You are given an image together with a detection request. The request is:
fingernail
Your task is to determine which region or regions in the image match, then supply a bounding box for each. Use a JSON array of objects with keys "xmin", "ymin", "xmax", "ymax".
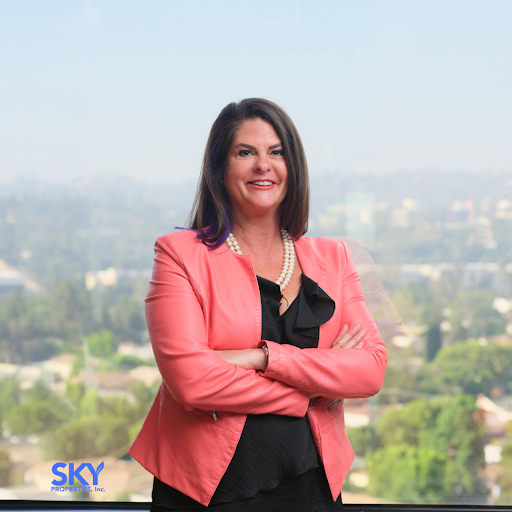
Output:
[{"xmin": 355, "ymin": 324, "xmax": 360, "ymax": 330}]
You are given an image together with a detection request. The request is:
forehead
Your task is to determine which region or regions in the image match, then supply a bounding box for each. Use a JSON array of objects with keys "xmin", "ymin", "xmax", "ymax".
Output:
[{"xmin": 232, "ymin": 118, "xmax": 281, "ymax": 145}]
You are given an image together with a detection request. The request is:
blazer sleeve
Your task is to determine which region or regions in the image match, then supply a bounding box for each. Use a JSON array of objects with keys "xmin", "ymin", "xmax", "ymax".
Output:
[
  {"xmin": 260, "ymin": 241, "xmax": 387, "ymax": 399},
  {"xmin": 145, "ymin": 235, "xmax": 310, "ymax": 417}
]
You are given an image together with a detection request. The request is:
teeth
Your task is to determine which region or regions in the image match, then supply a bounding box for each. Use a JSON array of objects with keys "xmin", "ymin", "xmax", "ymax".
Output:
[{"xmin": 252, "ymin": 181, "xmax": 273, "ymax": 186}]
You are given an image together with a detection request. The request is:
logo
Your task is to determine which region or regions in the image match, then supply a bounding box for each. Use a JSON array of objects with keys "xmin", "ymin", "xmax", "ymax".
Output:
[{"xmin": 51, "ymin": 461, "xmax": 105, "ymax": 493}]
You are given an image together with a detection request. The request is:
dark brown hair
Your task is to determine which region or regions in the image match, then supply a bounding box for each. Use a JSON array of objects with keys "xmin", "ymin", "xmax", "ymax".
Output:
[{"xmin": 188, "ymin": 98, "xmax": 309, "ymax": 247}]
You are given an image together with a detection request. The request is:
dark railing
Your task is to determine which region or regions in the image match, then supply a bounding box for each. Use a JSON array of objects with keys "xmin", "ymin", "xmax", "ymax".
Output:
[{"xmin": 0, "ymin": 502, "xmax": 511, "ymax": 512}]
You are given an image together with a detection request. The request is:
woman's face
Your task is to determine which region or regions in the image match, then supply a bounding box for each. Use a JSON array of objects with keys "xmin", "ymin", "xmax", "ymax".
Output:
[{"xmin": 224, "ymin": 118, "xmax": 288, "ymax": 223}]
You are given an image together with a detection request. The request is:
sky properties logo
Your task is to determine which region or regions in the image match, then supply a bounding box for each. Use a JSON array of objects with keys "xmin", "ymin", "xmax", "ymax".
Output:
[{"xmin": 51, "ymin": 461, "xmax": 105, "ymax": 493}]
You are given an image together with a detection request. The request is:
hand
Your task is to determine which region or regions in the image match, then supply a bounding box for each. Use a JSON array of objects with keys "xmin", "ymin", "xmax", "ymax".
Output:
[
  {"xmin": 215, "ymin": 349, "xmax": 266, "ymax": 371},
  {"xmin": 308, "ymin": 326, "xmax": 364, "ymax": 400},
  {"xmin": 331, "ymin": 324, "xmax": 365, "ymax": 349}
]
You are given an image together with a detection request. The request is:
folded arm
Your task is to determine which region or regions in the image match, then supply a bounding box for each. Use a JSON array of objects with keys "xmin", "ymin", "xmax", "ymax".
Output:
[
  {"xmin": 146, "ymin": 235, "xmax": 310, "ymax": 417},
  {"xmin": 260, "ymin": 242, "xmax": 387, "ymax": 399}
]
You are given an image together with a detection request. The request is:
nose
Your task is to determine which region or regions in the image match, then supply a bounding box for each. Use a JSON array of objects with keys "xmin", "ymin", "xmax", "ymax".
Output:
[{"xmin": 254, "ymin": 154, "xmax": 271, "ymax": 173}]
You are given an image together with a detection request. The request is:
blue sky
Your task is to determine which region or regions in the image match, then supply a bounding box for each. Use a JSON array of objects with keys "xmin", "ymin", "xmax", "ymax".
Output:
[{"xmin": 0, "ymin": 0, "xmax": 511, "ymax": 184}]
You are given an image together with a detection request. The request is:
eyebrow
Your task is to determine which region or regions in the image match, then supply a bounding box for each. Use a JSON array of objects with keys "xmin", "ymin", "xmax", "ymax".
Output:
[{"xmin": 235, "ymin": 143, "xmax": 283, "ymax": 150}]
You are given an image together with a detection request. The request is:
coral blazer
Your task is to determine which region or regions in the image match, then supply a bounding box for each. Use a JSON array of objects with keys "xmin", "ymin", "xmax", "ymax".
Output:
[{"xmin": 129, "ymin": 231, "xmax": 386, "ymax": 506}]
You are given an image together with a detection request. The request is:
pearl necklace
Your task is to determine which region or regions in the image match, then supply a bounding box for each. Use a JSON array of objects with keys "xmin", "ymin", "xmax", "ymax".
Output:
[{"xmin": 225, "ymin": 229, "xmax": 295, "ymax": 291}]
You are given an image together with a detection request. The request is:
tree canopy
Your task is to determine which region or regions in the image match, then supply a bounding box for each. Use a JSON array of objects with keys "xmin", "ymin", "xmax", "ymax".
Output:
[{"xmin": 367, "ymin": 395, "xmax": 485, "ymax": 502}]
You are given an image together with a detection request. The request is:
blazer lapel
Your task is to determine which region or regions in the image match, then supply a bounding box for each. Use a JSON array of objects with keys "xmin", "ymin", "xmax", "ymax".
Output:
[
  {"xmin": 294, "ymin": 238, "xmax": 333, "ymax": 349},
  {"xmin": 294, "ymin": 238, "xmax": 326, "ymax": 288}
]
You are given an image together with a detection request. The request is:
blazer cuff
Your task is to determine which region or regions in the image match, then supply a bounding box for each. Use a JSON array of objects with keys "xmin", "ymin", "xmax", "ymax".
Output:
[
  {"xmin": 258, "ymin": 340, "xmax": 280, "ymax": 379},
  {"xmin": 258, "ymin": 340, "xmax": 309, "ymax": 417}
]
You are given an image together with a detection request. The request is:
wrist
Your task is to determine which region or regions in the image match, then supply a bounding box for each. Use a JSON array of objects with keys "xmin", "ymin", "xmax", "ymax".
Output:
[{"xmin": 259, "ymin": 345, "xmax": 269, "ymax": 372}]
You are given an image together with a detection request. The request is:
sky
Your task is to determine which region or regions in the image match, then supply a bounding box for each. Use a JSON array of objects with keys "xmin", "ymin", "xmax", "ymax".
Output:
[{"xmin": 0, "ymin": 0, "xmax": 511, "ymax": 184}]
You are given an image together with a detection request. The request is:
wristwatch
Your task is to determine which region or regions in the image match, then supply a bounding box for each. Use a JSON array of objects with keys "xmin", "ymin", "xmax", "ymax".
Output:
[{"xmin": 261, "ymin": 344, "xmax": 269, "ymax": 372}]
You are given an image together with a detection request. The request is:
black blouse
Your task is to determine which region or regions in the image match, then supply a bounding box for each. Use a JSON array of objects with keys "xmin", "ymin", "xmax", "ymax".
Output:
[{"xmin": 152, "ymin": 274, "xmax": 336, "ymax": 510}]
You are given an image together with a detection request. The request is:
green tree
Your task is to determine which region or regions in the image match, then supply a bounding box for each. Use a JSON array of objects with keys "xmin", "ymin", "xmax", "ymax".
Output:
[
  {"xmin": 376, "ymin": 399, "xmax": 441, "ymax": 448},
  {"xmin": 429, "ymin": 395, "xmax": 485, "ymax": 496},
  {"xmin": 64, "ymin": 382, "xmax": 86, "ymax": 409},
  {"xmin": 370, "ymin": 395, "xmax": 485, "ymax": 501},
  {"xmin": 111, "ymin": 295, "xmax": 146, "ymax": 341},
  {"xmin": 100, "ymin": 292, "xmax": 111, "ymax": 330},
  {"xmin": 3, "ymin": 289, "xmax": 29, "ymax": 342},
  {"xmin": 7, "ymin": 398, "xmax": 71, "ymax": 435},
  {"xmin": 70, "ymin": 351, "xmax": 85, "ymax": 377},
  {"xmin": 21, "ymin": 338, "xmax": 59, "ymax": 362},
  {"xmin": 449, "ymin": 290, "xmax": 506, "ymax": 342},
  {"xmin": 502, "ymin": 433, "xmax": 512, "ymax": 463},
  {"xmin": 388, "ymin": 286, "xmax": 426, "ymax": 326},
  {"xmin": 79, "ymin": 389, "xmax": 100, "ymax": 417},
  {"xmin": 78, "ymin": 388, "xmax": 145, "ymax": 425},
  {"xmin": 0, "ymin": 447, "xmax": 13, "ymax": 486},
  {"xmin": 97, "ymin": 395, "xmax": 140, "ymax": 425},
  {"xmin": 100, "ymin": 353, "xmax": 147, "ymax": 372},
  {"xmin": 54, "ymin": 416, "xmax": 130, "ymax": 460},
  {"xmin": 379, "ymin": 352, "xmax": 420, "ymax": 404},
  {"xmin": 418, "ymin": 342, "xmax": 512, "ymax": 396},
  {"xmin": 346, "ymin": 425, "xmax": 380, "ymax": 457},
  {"xmin": 368, "ymin": 446, "xmax": 446, "ymax": 503},
  {"xmin": 49, "ymin": 280, "xmax": 89, "ymax": 337},
  {"xmin": 84, "ymin": 330, "xmax": 118, "ymax": 358},
  {"xmin": 426, "ymin": 323, "xmax": 442, "ymax": 362},
  {"xmin": 498, "ymin": 431, "xmax": 512, "ymax": 504},
  {"xmin": 25, "ymin": 379, "xmax": 52, "ymax": 401},
  {"xmin": 5, "ymin": 380, "xmax": 74, "ymax": 435},
  {"xmin": 0, "ymin": 378, "xmax": 20, "ymax": 422},
  {"xmin": 129, "ymin": 419, "xmax": 144, "ymax": 444},
  {"xmin": 128, "ymin": 381, "xmax": 159, "ymax": 419}
]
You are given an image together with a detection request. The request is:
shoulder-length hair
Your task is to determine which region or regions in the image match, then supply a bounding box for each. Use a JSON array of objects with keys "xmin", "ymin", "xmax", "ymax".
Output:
[{"xmin": 188, "ymin": 98, "xmax": 309, "ymax": 247}]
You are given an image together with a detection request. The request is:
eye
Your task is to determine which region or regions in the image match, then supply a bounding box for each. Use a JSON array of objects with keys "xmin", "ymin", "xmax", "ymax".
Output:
[
  {"xmin": 271, "ymin": 149, "xmax": 284, "ymax": 156},
  {"xmin": 238, "ymin": 149, "xmax": 252, "ymax": 157}
]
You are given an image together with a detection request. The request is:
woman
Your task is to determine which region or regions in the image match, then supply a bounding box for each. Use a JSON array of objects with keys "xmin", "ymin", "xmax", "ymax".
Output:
[{"xmin": 129, "ymin": 98, "xmax": 387, "ymax": 511}]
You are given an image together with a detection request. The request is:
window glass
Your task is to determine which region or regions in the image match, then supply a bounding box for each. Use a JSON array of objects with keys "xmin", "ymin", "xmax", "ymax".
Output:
[{"xmin": 0, "ymin": 0, "xmax": 511, "ymax": 505}]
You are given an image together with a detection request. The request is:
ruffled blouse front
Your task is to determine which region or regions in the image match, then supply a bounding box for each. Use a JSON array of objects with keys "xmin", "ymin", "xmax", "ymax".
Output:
[{"xmin": 152, "ymin": 273, "xmax": 335, "ymax": 509}]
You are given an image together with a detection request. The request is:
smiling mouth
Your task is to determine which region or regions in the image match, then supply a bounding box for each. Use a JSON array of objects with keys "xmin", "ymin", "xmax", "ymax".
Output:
[{"xmin": 249, "ymin": 181, "xmax": 275, "ymax": 186}]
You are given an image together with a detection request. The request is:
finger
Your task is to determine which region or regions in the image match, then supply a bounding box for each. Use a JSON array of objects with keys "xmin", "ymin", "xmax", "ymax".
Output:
[
  {"xmin": 347, "ymin": 330, "xmax": 366, "ymax": 345},
  {"xmin": 333, "ymin": 327, "xmax": 366, "ymax": 349},
  {"xmin": 331, "ymin": 325, "xmax": 348, "ymax": 347},
  {"xmin": 334, "ymin": 324, "xmax": 361, "ymax": 347},
  {"xmin": 336, "ymin": 324, "xmax": 348, "ymax": 340},
  {"xmin": 343, "ymin": 331, "xmax": 366, "ymax": 349},
  {"xmin": 333, "ymin": 324, "xmax": 358, "ymax": 345}
]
